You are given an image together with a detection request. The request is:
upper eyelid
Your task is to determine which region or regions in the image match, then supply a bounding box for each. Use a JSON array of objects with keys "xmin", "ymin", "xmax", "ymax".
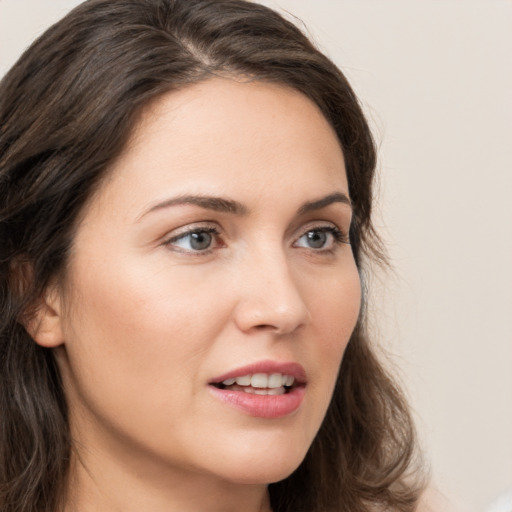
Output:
[
  {"xmin": 161, "ymin": 222, "xmax": 223, "ymax": 250},
  {"xmin": 169, "ymin": 227, "xmax": 218, "ymax": 242},
  {"xmin": 165, "ymin": 220, "xmax": 342, "ymax": 237},
  {"xmin": 164, "ymin": 221, "xmax": 221, "ymax": 239},
  {"xmin": 292, "ymin": 219, "xmax": 344, "ymax": 236}
]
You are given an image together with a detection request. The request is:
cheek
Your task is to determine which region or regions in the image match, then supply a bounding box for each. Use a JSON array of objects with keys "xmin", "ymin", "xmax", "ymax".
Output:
[
  {"xmin": 312, "ymin": 262, "xmax": 361, "ymax": 345},
  {"xmin": 303, "ymin": 262, "xmax": 361, "ymax": 405},
  {"xmin": 323, "ymin": 270, "xmax": 360, "ymax": 370},
  {"xmin": 58, "ymin": 256, "xmax": 229, "ymax": 409},
  {"xmin": 65, "ymin": 246, "xmax": 225, "ymax": 337},
  {"xmin": 57, "ymin": 260, "xmax": 239, "ymax": 460}
]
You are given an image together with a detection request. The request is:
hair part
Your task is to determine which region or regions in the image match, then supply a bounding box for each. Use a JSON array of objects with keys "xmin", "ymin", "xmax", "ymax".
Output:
[{"xmin": 0, "ymin": 1, "xmax": 425, "ymax": 511}]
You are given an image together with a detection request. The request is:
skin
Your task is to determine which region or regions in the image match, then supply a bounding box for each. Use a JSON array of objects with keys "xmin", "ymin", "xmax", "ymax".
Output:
[{"xmin": 32, "ymin": 78, "xmax": 361, "ymax": 512}]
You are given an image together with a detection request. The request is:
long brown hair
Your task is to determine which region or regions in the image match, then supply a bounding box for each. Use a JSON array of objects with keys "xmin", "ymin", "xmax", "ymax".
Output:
[{"xmin": 0, "ymin": 1, "xmax": 425, "ymax": 511}]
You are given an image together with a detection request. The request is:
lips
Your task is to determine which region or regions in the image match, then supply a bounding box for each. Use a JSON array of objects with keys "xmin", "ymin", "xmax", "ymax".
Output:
[{"xmin": 208, "ymin": 360, "xmax": 307, "ymax": 418}]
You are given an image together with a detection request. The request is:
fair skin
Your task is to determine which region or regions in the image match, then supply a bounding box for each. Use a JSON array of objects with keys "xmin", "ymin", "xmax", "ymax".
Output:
[{"xmin": 31, "ymin": 78, "xmax": 361, "ymax": 512}]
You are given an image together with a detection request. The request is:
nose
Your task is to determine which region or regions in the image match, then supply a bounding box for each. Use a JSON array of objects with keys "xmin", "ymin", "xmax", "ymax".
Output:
[{"xmin": 232, "ymin": 249, "xmax": 310, "ymax": 336}]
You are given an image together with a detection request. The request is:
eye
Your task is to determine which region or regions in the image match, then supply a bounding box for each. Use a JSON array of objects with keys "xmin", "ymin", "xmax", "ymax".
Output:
[
  {"xmin": 164, "ymin": 227, "xmax": 221, "ymax": 253},
  {"xmin": 294, "ymin": 226, "xmax": 348, "ymax": 251}
]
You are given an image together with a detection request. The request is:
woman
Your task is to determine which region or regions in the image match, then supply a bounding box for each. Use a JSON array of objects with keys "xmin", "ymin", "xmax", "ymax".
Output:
[{"xmin": 0, "ymin": 1, "xmax": 425, "ymax": 511}]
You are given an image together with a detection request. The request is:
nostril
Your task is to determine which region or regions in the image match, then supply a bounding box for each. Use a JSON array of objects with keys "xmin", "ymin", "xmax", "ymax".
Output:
[{"xmin": 254, "ymin": 324, "xmax": 274, "ymax": 330}]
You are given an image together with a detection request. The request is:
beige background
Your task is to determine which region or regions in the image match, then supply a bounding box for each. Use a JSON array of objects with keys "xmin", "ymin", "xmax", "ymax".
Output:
[{"xmin": 1, "ymin": 1, "xmax": 511, "ymax": 511}]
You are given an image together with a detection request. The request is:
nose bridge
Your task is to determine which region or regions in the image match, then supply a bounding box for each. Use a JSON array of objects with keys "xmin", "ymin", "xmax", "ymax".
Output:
[{"xmin": 233, "ymin": 242, "xmax": 310, "ymax": 334}]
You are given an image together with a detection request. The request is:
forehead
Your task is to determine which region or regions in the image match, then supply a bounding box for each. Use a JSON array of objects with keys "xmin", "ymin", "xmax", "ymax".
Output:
[{"xmin": 84, "ymin": 77, "xmax": 348, "ymax": 219}]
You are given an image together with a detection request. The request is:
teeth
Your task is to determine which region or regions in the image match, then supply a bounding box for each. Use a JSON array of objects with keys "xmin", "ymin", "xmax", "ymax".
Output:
[
  {"xmin": 267, "ymin": 386, "xmax": 285, "ymax": 395},
  {"xmin": 222, "ymin": 373, "xmax": 295, "ymax": 388},
  {"xmin": 284, "ymin": 375, "xmax": 295, "ymax": 387},
  {"xmin": 268, "ymin": 373, "xmax": 283, "ymax": 388},
  {"xmin": 251, "ymin": 373, "xmax": 268, "ymax": 388},
  {"xmin": 235, "ymin": 375, "xmax": 251, "ymax": 386}
]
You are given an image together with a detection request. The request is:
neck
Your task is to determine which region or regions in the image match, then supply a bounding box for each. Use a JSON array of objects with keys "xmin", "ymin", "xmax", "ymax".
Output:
[{"xmin": 62, "ymin": 445, "xmax": 273, "ymax": 512}]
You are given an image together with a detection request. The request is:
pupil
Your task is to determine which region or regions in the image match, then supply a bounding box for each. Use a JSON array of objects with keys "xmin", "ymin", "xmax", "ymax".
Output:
[
  {"xmin": 307, "ymin": 230, "xmax": 326, "ymax": 248},
  {"xmin": 190, "ymin": 232, "xmax": 212, "ymax": 250}
]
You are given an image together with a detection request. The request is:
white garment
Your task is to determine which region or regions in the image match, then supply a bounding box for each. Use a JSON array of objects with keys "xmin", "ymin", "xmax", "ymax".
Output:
[{"xmin": 487, "ymin": 489, "xmax": 512, "ymax": 512}]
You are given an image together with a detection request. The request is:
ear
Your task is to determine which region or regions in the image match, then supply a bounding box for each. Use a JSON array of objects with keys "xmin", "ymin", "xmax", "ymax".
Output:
[
  {"xmin": 11, "ymin": 258, "xmax": 66, "ymax": 347},
  {"xmin": 24, "ymin": 285, "xmax": 66, "ymax": 348}
]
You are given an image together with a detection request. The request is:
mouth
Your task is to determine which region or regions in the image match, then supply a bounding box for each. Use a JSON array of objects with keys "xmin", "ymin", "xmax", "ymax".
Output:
[
  {"xmin": 208, "ymin": 361, "xmax": 307, "ymax": 418},
  {"xmin": 210, "ymin": 372, "xmax": 300, "ymax": 395}
]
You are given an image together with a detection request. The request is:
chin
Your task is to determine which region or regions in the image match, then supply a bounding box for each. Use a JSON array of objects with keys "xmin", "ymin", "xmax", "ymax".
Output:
[
  {"xmin": 205, "ymin": 439, "xmax": 310, "ymax": 486},
  {"xmin": 222, "ymin": 463, "xmax": 301, "ymax": 486}
]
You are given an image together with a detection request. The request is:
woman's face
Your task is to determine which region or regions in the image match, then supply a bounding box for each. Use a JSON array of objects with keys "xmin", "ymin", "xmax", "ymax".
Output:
[{"xmin": 51, "ymin": 78, "xmax": 361, "ymax": 486}]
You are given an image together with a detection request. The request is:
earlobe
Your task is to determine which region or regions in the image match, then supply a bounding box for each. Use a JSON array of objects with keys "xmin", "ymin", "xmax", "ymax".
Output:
[{"xmin": 22, "ymin": 286, "xmax": 66, "ymax": 348}]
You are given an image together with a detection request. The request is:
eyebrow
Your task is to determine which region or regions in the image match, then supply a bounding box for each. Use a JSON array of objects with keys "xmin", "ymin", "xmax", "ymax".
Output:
[
  {"xmin": 138, "ymin": 191, "xmax": 351, "ymax": 221},
  {"xmin": 139, "ymin": 195, "xmax": 248, "ymax": 220},
  {"xmin": 297, "ymin": 192, "xmax": 352, "ymax": 214}
]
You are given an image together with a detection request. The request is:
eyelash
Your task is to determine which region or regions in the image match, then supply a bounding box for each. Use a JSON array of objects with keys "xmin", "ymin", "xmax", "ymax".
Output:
[
  {"xmin": 294, "ymin": 225, "xmax": 350, "ymax": 251},
  {"xmin": 163, "ymin": 223, "xmax": 350, "ymax": 255}
]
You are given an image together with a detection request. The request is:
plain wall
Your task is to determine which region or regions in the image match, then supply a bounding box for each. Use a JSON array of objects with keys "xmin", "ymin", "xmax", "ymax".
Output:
[{"xmin": 1, "ymin": 1, "xmax": 511, "ymax": 511}]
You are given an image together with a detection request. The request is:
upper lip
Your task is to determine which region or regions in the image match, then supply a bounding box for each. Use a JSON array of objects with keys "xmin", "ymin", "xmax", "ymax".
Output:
[{"xmin": 209, "ymin": 360, "xmax": 307, "ymax": 385}]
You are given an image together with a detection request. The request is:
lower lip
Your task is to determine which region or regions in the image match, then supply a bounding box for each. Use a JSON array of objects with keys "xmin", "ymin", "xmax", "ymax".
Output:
[{"xmin": 209, "ymin": 386, "xmax": 306, "ymax": 418}]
